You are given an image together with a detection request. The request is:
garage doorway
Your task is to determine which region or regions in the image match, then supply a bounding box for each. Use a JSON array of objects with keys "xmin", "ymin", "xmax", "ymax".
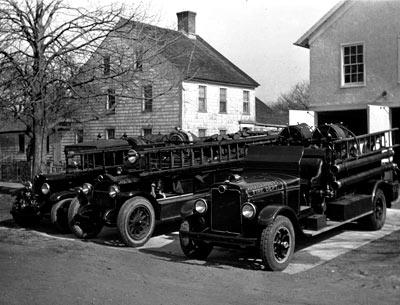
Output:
[
  {"xmin": 317, "ymin": 109, "xmax": 367, "ymax": 135},
  {"xmin": 391, "ymin": 107, "xmax": 400, "ymax": 164}
]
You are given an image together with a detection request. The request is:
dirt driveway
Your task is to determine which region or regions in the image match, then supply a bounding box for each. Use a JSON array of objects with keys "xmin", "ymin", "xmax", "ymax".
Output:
[{"xmin": 0, "ymin": 193, "xmax": 399, "ymax": 305}]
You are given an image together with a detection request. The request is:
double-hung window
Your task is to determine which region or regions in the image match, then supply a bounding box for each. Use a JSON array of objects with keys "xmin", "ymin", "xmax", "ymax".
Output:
[
  {"xmin": 106, "ymin": 88, "xmax": 116, "ymax": 111},
  {"xmin": 219, "ymin": 88, "xmax": 227, "ymax": 113},
  {"xmin": 342, "ymin": 43, "xmax": 365, "ymax": 86},
  {"xmin": 142, "ymin": 85, "xmax": 153, "ymax": 112},
  {"xmin": 106, "ymin": 128, "xmax": 115, "ymax": 139},
  {"xmin": 198, "ymin": 86, "xmax": 207, "ymax": 112},
  {"xmin": 243, "ymin": 90, "xmax": 250, "ymax": 114}
]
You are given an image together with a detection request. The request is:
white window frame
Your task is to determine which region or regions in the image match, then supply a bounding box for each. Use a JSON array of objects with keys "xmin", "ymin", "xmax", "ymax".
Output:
[
  {"xmin": 198, "ymin": 128, "xmax": 207, "ymax": 137},
  {"xmin": 106, "ymin": 88, "xmax": 116, "ymax": 110},
  {"xmin": 219, "ymin": 88, "xmax": 227, "ymax": 113},
  {"xmin": 105, "ymin": 128, "xmax": 115, "ymax": 140},
  {"xmin": 142, "ymin": 85, "xmax": 153, "ymax": 112},
  {"xmin": 243, "ymin": 90, "xmax": 250, "ymax": 115},
  {"xmin": 340, "ymin": 42, "xmax": 366, "ymax": 88},
  {"xmin": 198, "ymin": 85, "xmax": 207, "ymax": 112}
]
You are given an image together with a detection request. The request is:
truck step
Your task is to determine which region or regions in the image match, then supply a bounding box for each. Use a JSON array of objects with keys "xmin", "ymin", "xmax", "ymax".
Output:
[
  {"xmin": 326, "ymin": 194, "xmax": 372, "ymax": 221},
  {"xmin": 304, "ymin": 214, "xmax": 326, "ymax": 230}
]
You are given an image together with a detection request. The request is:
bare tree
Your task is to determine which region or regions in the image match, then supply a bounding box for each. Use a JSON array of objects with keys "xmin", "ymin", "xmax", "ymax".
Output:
[
  {"xmin": 0, "ymin": 0, "xmax": 183, "ymax": 176},
  {"xmin": 271, "ymin": 81, "xmax": 310, "ymax": 112}
]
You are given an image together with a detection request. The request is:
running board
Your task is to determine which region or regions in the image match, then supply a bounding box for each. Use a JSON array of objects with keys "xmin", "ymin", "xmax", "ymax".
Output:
[{"xmin": 302, "ymin": 210, "xmax": 373, "ymax": 237}]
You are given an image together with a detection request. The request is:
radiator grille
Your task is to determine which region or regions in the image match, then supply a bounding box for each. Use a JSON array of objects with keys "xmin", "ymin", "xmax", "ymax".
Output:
[{"xmin": 211, "ymin": 187, "xmax": 241, "ymax": 233}]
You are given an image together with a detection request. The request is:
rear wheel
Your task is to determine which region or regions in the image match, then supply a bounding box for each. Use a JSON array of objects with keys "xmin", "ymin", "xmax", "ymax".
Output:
[
  {"xmin": 179, "ymin": 220, "xmax": 213, "ymax": 259},
  {"xmin": 117, "ymin": 197, "xmax": 155, "ymax": 247},
  {"xmin": 51, "ymin": 198, "xmax": 73, "ymax": 233},
  {"xmin": 361, "ymin": 189, "xmax": 386, "ymax": 230},
  {"xmin": 260, "ymin": 216, "xmax": 295, "ymax": 271},
  {"xmin": 68, "ymin": 198, "xmax": 103, "ymax": 239}
]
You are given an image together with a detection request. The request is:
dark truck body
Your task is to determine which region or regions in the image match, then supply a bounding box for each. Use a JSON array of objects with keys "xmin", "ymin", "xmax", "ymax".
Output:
[
  {"xmin": 10, "ymin": 139, "xmax": 132, "ymax": 230},
  {"xmin": 69, "ymin": 130, "xmax": 282, "ymax": 246},
  {"xmin": 179, "ymin": 126, "xmax": 400, "ymax": 271}
]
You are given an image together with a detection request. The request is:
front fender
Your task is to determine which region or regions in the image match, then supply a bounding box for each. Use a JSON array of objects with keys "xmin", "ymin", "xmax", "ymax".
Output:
[
  {"xmin": 258, "ymin": 205, "xmax": 299, "ymax": 232},
  {"xmin": 49, "ymin": 190, "xmax": 76, "ymax": 203}
]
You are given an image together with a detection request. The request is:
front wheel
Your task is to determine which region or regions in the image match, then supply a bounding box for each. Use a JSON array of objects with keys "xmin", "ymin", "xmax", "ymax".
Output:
[
  {"xmin": 68, "ymin": 198, "xmax": 103, "ymax": 239},
  {"xmin": 260, "ymin": 215, "xmax": 295, "ymax": 271},
  {"xmin": 117, "ymin": 197, "xmax": 155, "ymax": 247},
  {"xmin": 51, "ymin": 198, "xmax": 73, "ymax": 233},
  {"xmin": 179, "ymin": 220, "xmax": 213, "ymax": 259}
]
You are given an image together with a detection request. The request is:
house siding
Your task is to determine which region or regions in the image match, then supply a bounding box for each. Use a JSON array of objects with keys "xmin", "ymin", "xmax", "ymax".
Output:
[
  {"xmin": 309, "ymin": 0, "xmax": 400, "ymax": 110},
  {"xmin": 181, "ymin": 81, "xmax": 256, "ymax": 136}
]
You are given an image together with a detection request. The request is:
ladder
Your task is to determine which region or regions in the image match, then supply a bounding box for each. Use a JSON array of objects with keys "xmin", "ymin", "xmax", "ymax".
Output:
[{"xmin": 126, "ymin": 134, "xmax": 280, "ymax": 176}]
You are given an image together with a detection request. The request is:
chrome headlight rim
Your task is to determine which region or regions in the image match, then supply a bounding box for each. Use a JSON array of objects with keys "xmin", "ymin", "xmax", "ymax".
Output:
[
  {"xmin": 109, "ymin": 185, "xmax": 120, "ymax": 198},
  {"xmin": 81, "ymin": 183, "xmax": 93, "ymax": 195},
  {"xmin": 194, "ymin": 198, "xmax": 208, "ymax": 214},
  {"xmin": 241, "ymin": 202, "xmax": 256, "ymax": 219},
  {"xmin": 41, "ymin": 183, "xmax": 50, "ymax": 195},
  {"xmin": 127, "ymin": 149, "xmax": 139, "ymax": 164}
]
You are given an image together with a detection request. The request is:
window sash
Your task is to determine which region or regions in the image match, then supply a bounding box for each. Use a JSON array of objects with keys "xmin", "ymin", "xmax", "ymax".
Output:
[
  {"xmin": 106, "ymin": 129, "xmax": 115, "ymax": 139},
  {"xmin": 143, "ymin": 128, "xmax": 152, "ymax": 136},
  {"xmin": 342, "ymin": 43, "xmax": 365, "ymax": 85},
  {"xmin": 106, "ymin": 88, "xmax": 115, "ymax": 110},
  {"xmin": 219, "ymin": 88, "xmax": 227, "ymax": 113},
  {"xmin": 198, "ymin": 86, "xmax": 207, "ymax": 112},
  {"xmin": 198, "ymin": 129, "xmax": 206, "ymax": 137},
  {"xmin": 243, "ymin": 91, "xmax": 250, "ymax": 114},
  {"xmin": 143, "ymin": 85, "xmax": 153, "ymax": 112}
]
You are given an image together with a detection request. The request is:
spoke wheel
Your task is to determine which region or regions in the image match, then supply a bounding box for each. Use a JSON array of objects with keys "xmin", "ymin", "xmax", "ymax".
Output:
[
  {"xmin": 360, "ymin": 189, "xmax": 386, "ymax": 230},
  {"xmin": 117, "ymin": 197, "xmax": 155, "ymax": 247},
  {"xmin": 179, "ymin": 220, "xmax": 213, "ymax": 259},
  {"xmin": 68, "ymin": 197, "xmax": 103, "ymax": 239},
  {"xmin": 260, "ymin": 215, "xmax": 295, "ymax": 271}
]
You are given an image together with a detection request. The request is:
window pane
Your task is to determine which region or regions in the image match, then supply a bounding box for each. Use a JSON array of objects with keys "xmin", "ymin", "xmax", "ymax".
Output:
[
  {"xmin": 351, "ymin": 65, "xmax": 357, "ymax": 73},
  {"xmin": 358, "ymin": 64, "xmax": 364, "ymax": 73},
  {"xmin": 199, "ymin": 86, "xmax": 206, "ymax": 112},
  {"xmin": 345, "ymin": 75, "xmax": 351, "ymax": 83},
  {"xmin": 358, "ymin": 73, "xmax": 364, "ymax": 82},
  {"xmin": 345, "ymin": 66, "xmax": 351, "ymax": 73},
  {"xmin": 350, "ymin": 46, "xmax": 357, "ymax": 53},
  {"xmin": 344, "ymin": 56, "xmax": 350, "ymax": 64},
  {"xmin": 143, "ymin": 85, "xmax": 153, "ymax": 112},
  {"xmin": 351, "ymin": 74, "xmax": 357, "ymax": 82},
  {"xmin": 357, "ymin": 45, "xmax": 363, "ymax": 53},
  {"xmin": 357, "ymin": 54, "xmax": 363, "ymax": 63},
  {"xmin": 344, "ymin": 46, "xmax": 350, "ymax": 55}
]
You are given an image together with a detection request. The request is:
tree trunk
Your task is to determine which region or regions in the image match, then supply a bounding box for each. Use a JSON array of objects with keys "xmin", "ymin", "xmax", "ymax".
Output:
[{"xmin": 32, "ymin": 123, "xmax": 45, "ymax": 177}]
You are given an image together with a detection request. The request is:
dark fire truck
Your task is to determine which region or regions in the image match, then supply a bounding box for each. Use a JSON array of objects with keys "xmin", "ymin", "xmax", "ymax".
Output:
[
  {"xmin": 67, "ymin": 129, "xmax": 281, "ymax": 246},
  {"xmin": 179, "ymin": 124, "xmax": 400, "ymax": 271},
  {"xmin": 10, "ymin": 130, "xmax": 191, "ymax": 232}
]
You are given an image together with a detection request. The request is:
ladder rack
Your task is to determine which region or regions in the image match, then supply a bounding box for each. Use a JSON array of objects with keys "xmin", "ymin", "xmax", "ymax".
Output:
[
  {"xmin": 331, "ymin": 128, "xmax": 399, "ymax": 163},
  {"xmin": 126, "ymin": 134, "xmax": 280, "ymax": 176}
]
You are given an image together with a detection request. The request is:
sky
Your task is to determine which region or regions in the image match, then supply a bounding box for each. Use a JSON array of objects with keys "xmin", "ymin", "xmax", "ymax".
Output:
[{"xmin": 74, "ymin": 0, "xmax": 340, "ymax": 103}]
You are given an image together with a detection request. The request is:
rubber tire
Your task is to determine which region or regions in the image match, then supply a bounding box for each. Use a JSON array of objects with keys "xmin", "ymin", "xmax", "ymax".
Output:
[
  {"xmin": 68, "ymin": 197, "xmax": 103, "ymax": 239},
  {"xmin": 362, "ymin": 189, "xmax": 387, "ymax": 230},
  {"xmin": 179, "ymin": 220, "xmax": 213, "ymax": 259},
  {"xmin": 117, "ymin": 197, "xmax": 155, "ymax": 247},
  {"xmin": 50, "ymin": 198, "xmax": 73, "ymax": 233},
  {"xmin": 260, "ymin": 215, "xmax": 295, "ymax": 271}
]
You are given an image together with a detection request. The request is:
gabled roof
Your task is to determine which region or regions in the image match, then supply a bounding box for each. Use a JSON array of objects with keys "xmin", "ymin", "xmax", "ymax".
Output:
[
  {"xmin": 129, "ymin": 21, "xmax": 259, "ymax": 88},
  {"xmin": 294, "ymin": 0, "xmax": 350, "ymax": 48}
]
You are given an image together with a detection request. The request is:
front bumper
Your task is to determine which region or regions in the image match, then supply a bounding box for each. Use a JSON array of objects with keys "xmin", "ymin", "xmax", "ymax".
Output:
[{"xmin": 180, "ymin": 230, "xmax": 258, "ymax": 247}]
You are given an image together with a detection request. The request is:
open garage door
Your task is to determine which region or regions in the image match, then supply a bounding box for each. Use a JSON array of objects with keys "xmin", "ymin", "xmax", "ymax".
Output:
[
  {"xmin": 391, "ymin": 107, "xmax": 400, "ymax": 164},
  {"xmin": 368, "ymin": 105, "xmax": 390, "ymax": 133},
  {"xmin": 317, "ymin": 109, "xmax": 367, "ymax": 135},
  {"xmin": 289, "ymin": 110, "xmax": 316, "ymax": 127}
]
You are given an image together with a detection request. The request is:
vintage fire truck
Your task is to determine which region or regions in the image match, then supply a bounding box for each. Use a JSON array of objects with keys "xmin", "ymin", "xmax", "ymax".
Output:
[
  {"xmin": 10, "ymin": 129, "xmax": 193, "ymax": 232},
  {"xmin": 179, "ymin": 124, "xmax": 400, "ymax": 271},
  {"xmin": 67, "ymin": 129, "xmax": 282, "ymax": 245}
]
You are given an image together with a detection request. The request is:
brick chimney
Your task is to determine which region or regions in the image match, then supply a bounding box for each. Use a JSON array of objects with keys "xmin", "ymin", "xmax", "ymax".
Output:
[{"xmin": 177, "ymin": 11, "xmax": 196, "ymax": 37}]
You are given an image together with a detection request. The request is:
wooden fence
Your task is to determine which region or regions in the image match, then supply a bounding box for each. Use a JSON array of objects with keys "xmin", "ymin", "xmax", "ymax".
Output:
[{"xmin": 0, "ymin": 161, "xmax": 65, "ymax": 182}]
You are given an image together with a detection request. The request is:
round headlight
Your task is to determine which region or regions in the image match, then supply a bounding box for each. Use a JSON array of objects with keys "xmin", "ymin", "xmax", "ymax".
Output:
[
  {"xmin": 127, "ymin": 149, "xmax": 139, "ymax": 164},
  {"xmin": 81, "ymin": 183, "xmax": 93, "ymax": 195},
  {"xmin": 242, "ymin": 203, "xmax": 256, "ymax": 219},
  {"xmin": 195, "ymin": 199, "xmax": 208, "ymax": 214},
  {"xmin": 109, "ymin": 185, "xmax": 120, "ymax": 198},
  {"xmin": 116, "ymin": 167, "xmax": 123, "ymax": 175},
  {"xmin": 41, "ymin": 183, "xmax": 50, "ymax": 195}
]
